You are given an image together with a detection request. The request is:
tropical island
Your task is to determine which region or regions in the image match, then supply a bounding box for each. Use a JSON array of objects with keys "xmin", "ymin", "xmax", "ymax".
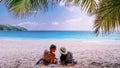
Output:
[
  {"xmin": 0, "ymin": 24, "xmax": 27, "ymax": 31},
  {"xmin": 0, "ymin": 0, "xmax": 120, "ymax": 68}
]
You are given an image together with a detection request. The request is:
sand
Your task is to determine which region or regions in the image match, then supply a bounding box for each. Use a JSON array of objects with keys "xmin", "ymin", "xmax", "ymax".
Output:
[{"xmin": 0, "ymin": 38, "xmax": 120, "ymax": 68}]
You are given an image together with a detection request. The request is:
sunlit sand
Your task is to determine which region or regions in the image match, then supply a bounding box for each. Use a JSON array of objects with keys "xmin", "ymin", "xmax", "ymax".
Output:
[{"xmin": 0, "ymin": 38, "xmax": 120, "ymax": 68}]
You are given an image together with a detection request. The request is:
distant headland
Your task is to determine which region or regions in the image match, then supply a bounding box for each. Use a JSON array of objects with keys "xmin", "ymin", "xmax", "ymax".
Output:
[{"xmin": 0, "ymin": 24, "xmax": 27, "ymax": 31}]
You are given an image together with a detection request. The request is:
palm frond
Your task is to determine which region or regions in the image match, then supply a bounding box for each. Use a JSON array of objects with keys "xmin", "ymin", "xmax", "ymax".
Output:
[
  {"xmin": 66, "ymin": 0, "xmax": 98, "ymax": 15},
  {"xmin": 94, "ymin": 0, "xmax": 120, "ymax": 34},
  {"xmin": 5, "ymin": 0, "xmax": 48, "ymax": 16}
]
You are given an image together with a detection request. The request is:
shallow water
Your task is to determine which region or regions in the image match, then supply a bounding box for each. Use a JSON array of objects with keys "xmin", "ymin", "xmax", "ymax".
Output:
[{"xmin": 0, "ymin": 31, "xmax": 120, "ymax": 40}]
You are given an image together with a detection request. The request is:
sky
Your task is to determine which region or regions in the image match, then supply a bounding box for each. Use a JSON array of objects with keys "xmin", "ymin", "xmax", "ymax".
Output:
[{"xmin": 0, "ymin": 1, "xmax": 95, "ymax": 31}]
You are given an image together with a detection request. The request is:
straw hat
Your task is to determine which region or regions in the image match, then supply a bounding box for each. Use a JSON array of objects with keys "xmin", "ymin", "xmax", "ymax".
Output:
[{"xmin": 60, "ymin": 47, "xmax": 67, "ymax": 55}]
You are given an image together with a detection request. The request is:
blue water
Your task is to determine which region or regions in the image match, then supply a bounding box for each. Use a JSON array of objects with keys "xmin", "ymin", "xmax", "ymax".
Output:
[{"xmin": 0, "ymin": 31, "xmax": 120, "ymax": 40}]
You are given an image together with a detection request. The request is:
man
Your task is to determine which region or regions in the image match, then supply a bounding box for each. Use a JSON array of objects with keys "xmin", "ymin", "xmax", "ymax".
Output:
[
  {"xmin": 59, "ymin": 47, "xmax": 77, "ymax": 66},
  {"xmin": 36, "ymin": 44, "xmax": 57, "ymax": 66}
]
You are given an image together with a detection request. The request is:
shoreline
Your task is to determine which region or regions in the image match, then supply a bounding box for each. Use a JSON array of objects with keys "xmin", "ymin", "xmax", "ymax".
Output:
[{"xmin": 0, "ymin": 37, "xmax": 120, "ymax": 41}]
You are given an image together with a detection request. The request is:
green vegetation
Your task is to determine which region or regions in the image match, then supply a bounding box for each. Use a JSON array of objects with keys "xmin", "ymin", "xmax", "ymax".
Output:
[
  {"xmin": 0, "ymin": 24, "xmax": 27, "ymax": 31},
  {"xmin": 3, "ymin": 0, "xmax": 120, "ymax": 34}
]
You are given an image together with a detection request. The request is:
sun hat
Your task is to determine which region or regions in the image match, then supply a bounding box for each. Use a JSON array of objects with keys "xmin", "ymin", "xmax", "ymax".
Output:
[{"xmin": 60, "ymin": 47, "xmax": 67, "ymax": 55}]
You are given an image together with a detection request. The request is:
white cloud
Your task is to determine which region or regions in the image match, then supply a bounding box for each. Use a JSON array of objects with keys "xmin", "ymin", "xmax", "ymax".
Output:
[
  {"xmin": 17, "ymin": 21, "xmax": 42, "ymax": 30},
  {"xmin": 16, "ymin": 16, "xmax": 95, "ymax": 31},
  {"xmin": 60, "ymin": 16, "xmax": 95, "ymax": 31},
  {"xmin": 59, "ymin": 0, "xmax": 66, "ymax": 7},
  {"xmin": 48, "ymin": 16, "xmax": 94, "ymax": 31},
  {"xmin": 66, "ymin": 6, "xmax": 81, "ymax": 12},
  {"xmin": 66, "ymin": 18, "xmax": 81, "ymax": 24},
  {"xmin": 51, "ymin": 22, "xmax": 59, "ymax": 25},
  {"xmin": 18, "ymin": 21, "xmax": 40, "ymax": 26},
  {"xmin": 59, "ymin": 0, "xmax": 81, "ymax": 12},
  {"xmin": 30, "ymin": 10, "xmax": 37, "ymax": 13}
]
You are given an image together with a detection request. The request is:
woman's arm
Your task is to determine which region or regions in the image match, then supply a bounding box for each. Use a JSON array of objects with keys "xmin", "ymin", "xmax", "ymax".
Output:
[{"xmin": 43, "ymin": 50, "xmax": 50, "ymax": 61}]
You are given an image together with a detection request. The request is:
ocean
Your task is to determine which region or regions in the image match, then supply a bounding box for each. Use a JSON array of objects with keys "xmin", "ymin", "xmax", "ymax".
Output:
[{"xmin": 0, "ymin": 31, "xmax": 120, "ymax": 40}]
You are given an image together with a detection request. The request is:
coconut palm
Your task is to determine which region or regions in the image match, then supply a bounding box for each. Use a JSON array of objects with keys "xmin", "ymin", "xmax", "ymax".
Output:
[{"xmin": 3, "ymin": 0, "xmax": 120, "ymax": 34}]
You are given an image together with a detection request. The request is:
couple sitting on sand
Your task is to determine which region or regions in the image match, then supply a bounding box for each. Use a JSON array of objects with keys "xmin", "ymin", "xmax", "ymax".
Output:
[{"xmin": 36, "ymin": 44, "xmax": 77, "ymax": 66}]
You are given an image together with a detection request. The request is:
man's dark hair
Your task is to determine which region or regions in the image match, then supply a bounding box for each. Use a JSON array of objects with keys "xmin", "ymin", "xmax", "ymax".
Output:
[{"xmin": 50, "ymin": 44, "xmax": 56, "ymax": 49}]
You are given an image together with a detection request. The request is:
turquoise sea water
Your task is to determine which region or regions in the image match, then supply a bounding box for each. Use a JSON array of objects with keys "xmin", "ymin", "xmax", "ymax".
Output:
[{"xmin": 0, "ymin": 31, "xmax": 120, "ymax": 40}]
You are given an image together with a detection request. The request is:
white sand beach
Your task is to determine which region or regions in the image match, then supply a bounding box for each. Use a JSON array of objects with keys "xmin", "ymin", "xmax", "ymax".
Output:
[{"xmin": 0, "ymin": 38, "xmax": 120, "ymax": 68}]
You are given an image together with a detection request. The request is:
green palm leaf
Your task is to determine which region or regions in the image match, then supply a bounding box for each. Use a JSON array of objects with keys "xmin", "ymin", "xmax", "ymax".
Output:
[
  {"xmin": 94, "ymin": 0, "xmax": 120, "ymax": 34},
  {"xmin": 5, "ymin": 0, "xmax": 48, "ymax": 16},
  {"xmin": 66, "ymin": 0, "xmax": 98, "ymax": 15}
]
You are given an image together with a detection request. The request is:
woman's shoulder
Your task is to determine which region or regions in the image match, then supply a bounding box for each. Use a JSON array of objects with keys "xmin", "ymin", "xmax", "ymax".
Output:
[{"xmin": 44, "ymin": 50, "xmax": 50, "ymax": 54}]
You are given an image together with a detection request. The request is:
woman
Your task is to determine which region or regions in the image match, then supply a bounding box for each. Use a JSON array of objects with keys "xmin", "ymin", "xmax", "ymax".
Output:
[{"xmin": 36, "ymin": 44, "xmax": 58, "ymax": 66}]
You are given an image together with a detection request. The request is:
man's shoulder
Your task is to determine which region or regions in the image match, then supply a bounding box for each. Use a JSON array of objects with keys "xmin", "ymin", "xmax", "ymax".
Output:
[
  {"xmin": 67, "ymin": 51, "xmax": 72, "ymax": 54},
  {"xmin": 67, "ymin": 51, "xmax": 73, "ymax": 56}
]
